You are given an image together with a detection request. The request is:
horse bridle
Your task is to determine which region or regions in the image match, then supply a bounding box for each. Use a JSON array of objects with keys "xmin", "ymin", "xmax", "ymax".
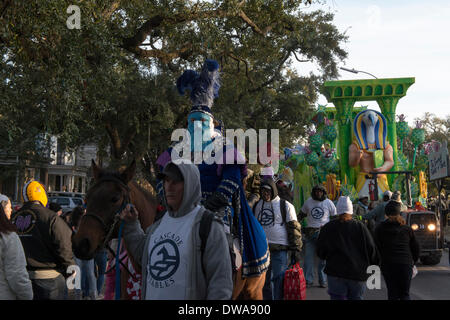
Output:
[
  {"xmin": 82, "ymin": 176, "xmax": 131, "ymax": 249},
  {"xmin": 81, "ymin": 176, "xmax": 138, "ymax": 281}
]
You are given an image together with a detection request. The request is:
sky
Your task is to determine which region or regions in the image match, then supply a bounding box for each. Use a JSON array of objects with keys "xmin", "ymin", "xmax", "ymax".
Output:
[{"xmin": 296, "ymin": 0, "xmax": 450, "ymax": 125}]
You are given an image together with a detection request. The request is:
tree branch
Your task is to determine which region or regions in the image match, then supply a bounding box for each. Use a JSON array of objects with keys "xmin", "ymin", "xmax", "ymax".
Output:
[
  {"xmin": 293, "ymin": 51, "xmax": 311, "ymax": 63},
  {"xmin": 105, "ymin": 122, "xmax": 122, "ymax": 159},
  {"xmin": 102, "ymin": 0, "xmax": 121, "ymax": 20},
  {"xmin": 228, "ymin": 52, "xmax": 251, "ymax": 83},
  {"xmin": 122, "ymin": 42, "xmax": 193, "ymax": 63},
  {"xmin": 0, "ymin": 0, "xmax": 11, "ymax": 18}
]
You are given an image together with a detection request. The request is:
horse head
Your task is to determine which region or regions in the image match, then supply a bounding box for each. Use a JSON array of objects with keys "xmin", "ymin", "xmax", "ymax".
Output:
[{"xmin": 72, "ymin": 159, "xmax": 136, "ymax": 260}]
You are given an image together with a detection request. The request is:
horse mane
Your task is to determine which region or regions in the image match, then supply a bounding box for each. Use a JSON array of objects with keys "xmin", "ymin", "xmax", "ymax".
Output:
[{"xmin": 129, "ymin": 180, "xmax": 158, "ymax": 206}]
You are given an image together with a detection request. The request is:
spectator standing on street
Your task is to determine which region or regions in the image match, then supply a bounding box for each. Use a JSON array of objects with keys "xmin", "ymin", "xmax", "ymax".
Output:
[
  {"xmin": 253, "ymin": 179, "xmax": 302, "ymax": 300},
  {"xmin": 317, "ymin": 196, "xmax": 379, "ymax": 300},
  {"xmin": 362, "ymin": 190, "xmax": 393, "ymax": 229},
  {"xmin": 299, "ymin": 185, "xmax": 337, "ymax": 288},
  {"xmin": 0, "ymin": 203, "xmax": 33, "ymax": 300},
  {"xmin": 353, "ymin": 196, "xmax": 369, "ymax": 220},
  {"xmin": 0, "ymin": 194, "xmax": 13, "ymax": 220},
  {"xmin": 70, "ymin": 206, "xmax": 98, "ymax": 300},
  {"xmin": 94, "ymin": 248, "xmax": 108, "ymax": 299},
  {"xmin": 11, "ymin": 180, "xmax": 75, "ymax": 300},
  {"xmin": 374, "ymin": 201, "xmax": 420, "ymax": 300},
  {"xmin": 391, "ymin": 191, "xmax": 408, "ymax": 212},
  {"xmin": 121, "ymin": 161, "xmax": 233, "ymax": 300}
]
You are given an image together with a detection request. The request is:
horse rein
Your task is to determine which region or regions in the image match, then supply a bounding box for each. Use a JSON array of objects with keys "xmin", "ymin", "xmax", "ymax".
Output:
[
  {"xmin": 83, "ymin": 176, "xmax": 131, "ymax": 247},
  {"xmin": 82, "ymin": 176, "xmax": 137, "ymax": 281}
]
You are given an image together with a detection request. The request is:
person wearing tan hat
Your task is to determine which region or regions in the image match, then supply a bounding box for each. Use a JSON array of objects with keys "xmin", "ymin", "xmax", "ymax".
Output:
[
  {"xmin": 317, "ymin": 196, "xmax": 379, "ymax": 300},
  {"xmin": 0, "ymin": 201, "xmax": 33, "ymax": 300},
  {"xmin": 0, "ymin": 194, "xmax": 12, "ymax": 220}
]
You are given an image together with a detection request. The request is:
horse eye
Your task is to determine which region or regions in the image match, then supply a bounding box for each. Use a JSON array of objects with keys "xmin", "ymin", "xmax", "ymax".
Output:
[{"xmin": 111, "ymin": 195, "xmax": 120, "ymax": 203}]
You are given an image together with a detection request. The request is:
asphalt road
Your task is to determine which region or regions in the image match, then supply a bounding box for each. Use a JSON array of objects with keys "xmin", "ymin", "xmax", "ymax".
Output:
[{"xmin": 304, "ymin": 249, "xmax": 450, "ymax": 300}]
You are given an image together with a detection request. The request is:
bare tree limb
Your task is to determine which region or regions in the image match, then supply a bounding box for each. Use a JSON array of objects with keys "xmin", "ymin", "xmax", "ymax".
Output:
[
  {"xmin": 293, "ymin": 51, "xmax": 311, "ymax": 63},
  {"xmin": 228, "ymin": 52, "xmax": 252, "ymax": 83}
]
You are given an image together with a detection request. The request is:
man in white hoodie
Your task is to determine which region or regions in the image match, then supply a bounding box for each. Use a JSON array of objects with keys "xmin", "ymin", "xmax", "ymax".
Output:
[
  {"xmin": 120, "ymin": 161, "xmax": 233, "ymax": 300},
  {"xmin": 253, "ymin": 178, "xmax": 302, "ymax": 300}
]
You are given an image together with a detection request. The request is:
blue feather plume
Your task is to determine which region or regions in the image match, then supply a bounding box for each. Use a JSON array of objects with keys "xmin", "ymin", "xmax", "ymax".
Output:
[{"xmin": 176, "ymin": 59, "xmax": 221, "ymax": 108}]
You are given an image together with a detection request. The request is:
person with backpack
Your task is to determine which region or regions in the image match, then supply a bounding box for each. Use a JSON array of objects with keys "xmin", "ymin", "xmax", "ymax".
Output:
[
  {"xmin": 155, "ymin": 59, "xmax": 269, "ymax": 299},
  {"xmin": 120, "ymin": 161, "xmax": 233, "ymax": 300},
  {"xmin": 11, "ymin": 180, "xmax": 75, "ymax": 300},
  {"xmin": 253, "ymin": 179, "xmax": 302, "ymax": 300},
  {"xmin": 299, "ymin": 184, "xmax": 337, "ymax": 288}
]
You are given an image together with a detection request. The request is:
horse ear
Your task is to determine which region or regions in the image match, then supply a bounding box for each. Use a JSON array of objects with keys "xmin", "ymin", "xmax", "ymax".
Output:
[
  {"xmin": 121, "ymin": 159, "xmax": 136, "ymax": 184},
  {"xmin": 91, "ymin": 159, "xmax": 101, "ymax": 181}
]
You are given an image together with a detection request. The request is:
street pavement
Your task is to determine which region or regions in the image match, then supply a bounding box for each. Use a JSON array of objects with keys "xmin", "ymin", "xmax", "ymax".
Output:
[{"xmin": 304, "ymin": 249, "xmax": 450, "ymax": 300}]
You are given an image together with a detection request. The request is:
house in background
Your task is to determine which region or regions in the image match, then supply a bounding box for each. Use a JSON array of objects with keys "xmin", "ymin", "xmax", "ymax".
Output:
[{"xmin": 0, "ymin": 136, "xmax": 98, "ymax": 202}]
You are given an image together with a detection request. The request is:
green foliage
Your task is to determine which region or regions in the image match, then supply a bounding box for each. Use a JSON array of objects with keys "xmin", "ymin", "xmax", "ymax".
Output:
[
  {"xmin": 340, "ymin": 183, "xmax": 358, "ymax": 203},
  {"xmin": 410, "ymin": 180, "xmax": 419, "ymax": 199},
  {"xmin": 392, "ymin": 175, "xmax": 406, "ymax": 196},
  {"xmin": 0, "ymin": 1, "xmax": 348, "ymax": 182},
  {"xmin": 397, "ymin": 152, "xmax": 410, "ymax": 171}
]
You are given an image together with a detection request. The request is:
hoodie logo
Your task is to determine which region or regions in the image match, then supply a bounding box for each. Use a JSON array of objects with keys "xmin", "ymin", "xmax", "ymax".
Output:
[
  {"xmin": 149, "ymin": 239, "xmax": 180, "ymax": 283},
  {"xmin": 257, "ymin": 207, "xmax": 275, "ymax": 226},
  {"xmin": 311, "ymin": 207, "xmax": 325, "ymax": 220}
]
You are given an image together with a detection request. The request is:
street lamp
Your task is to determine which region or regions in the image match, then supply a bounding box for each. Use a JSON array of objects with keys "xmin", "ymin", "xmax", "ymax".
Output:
[{"xmin": 340, "ymin": 67, "xmax": 378, "ymax": 79}]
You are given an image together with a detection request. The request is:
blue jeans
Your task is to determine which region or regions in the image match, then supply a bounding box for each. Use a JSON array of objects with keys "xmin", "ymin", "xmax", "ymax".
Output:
[
  {"xmin": 303, "ymin": 230, "xmax": 326, "ymax": 285},
  {"xmin": 94, "ymin": 249, "xmax": 108, "ymax": 294},
  {"xmin": 327, "ymin": 275, "xmax": 366, "ymax": 300},
  {"xmin": 263, "ymin": 250, "xmax": 289, "ymax": 300},
  {"xmin": 75, "ymin": 257, "xmax": 97, "ymax": 299}
]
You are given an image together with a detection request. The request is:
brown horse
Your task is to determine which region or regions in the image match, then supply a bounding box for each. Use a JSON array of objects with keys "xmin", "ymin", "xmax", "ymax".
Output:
[{"xmin": 72, "ymin": 159, "xmax": 158, "ymax": 299}]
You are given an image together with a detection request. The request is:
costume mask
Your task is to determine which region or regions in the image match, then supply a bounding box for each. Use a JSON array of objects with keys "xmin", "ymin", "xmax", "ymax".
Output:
[{"xmin": 188, "ymin": 111, "xmax": 213, "ymax": 152}]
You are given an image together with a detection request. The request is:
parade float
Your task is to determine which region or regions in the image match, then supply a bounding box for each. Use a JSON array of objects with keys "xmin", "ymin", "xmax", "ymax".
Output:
[{"xmin": 277, "ymin": 77, "xmax": 433, "ymax": 212}]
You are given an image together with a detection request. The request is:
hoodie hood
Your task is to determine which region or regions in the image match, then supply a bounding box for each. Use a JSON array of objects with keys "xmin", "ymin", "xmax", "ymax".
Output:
[
  {"xmin": 163, "ymin": 161, "xmax": 202, "ymax": 218},
  {"xmin": 260, "ymin": 178, "xmax": 278, "ymax": 201},
  {"xmin": 311, "ymin": 184, "xmax": 327, "ymax": 201}
]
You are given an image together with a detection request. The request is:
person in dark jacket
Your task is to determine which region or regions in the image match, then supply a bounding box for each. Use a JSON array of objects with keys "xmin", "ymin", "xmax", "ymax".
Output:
[
  {"xmin": 12, "ymin": 180, "xmax": 75, "ymax": 300},
  {"xmin": 374, "ymin": 200, "xmax": 420, "ymax": 300},
  {"xmin": 317, "ymin": 196, "xmax": 379, "ymax": 300}
]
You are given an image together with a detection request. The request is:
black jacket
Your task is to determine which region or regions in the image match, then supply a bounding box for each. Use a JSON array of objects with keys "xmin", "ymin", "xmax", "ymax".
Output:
[
  {"xmin": 374, "ymin": 220, "xmax": 420, "ymax": 266},
  {"xmin": 317, "ymin": 219, "xmax": 380, "ymax": 281},
  {"xmin": 12, "ymin": 201, "xmax": 75, "ymax": 276}
]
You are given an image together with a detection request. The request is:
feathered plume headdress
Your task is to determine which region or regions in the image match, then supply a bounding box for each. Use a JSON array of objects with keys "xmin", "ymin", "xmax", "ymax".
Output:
[{"xmin": 176, "ymin": 59, "xmax": 221, "ymax": 118}]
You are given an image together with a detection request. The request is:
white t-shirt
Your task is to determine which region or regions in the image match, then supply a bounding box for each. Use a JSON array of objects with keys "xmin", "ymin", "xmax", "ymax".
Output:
[
  {"xmin": 301, "ymin": 198, "xmax": 337, "ymax": 228},
  {"xmin": 254, "ymin": 196, "xmax": 297, "ymax": 246},
  {"xmin": 145, "ymin": 205, "xmax": 200, "ymax": 300}
]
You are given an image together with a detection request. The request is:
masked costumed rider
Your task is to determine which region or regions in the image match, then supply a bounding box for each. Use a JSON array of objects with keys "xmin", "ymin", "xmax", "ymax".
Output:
[{"xmin": 156, "ymin": 59, "xmax": 270, "ymax": 299}]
